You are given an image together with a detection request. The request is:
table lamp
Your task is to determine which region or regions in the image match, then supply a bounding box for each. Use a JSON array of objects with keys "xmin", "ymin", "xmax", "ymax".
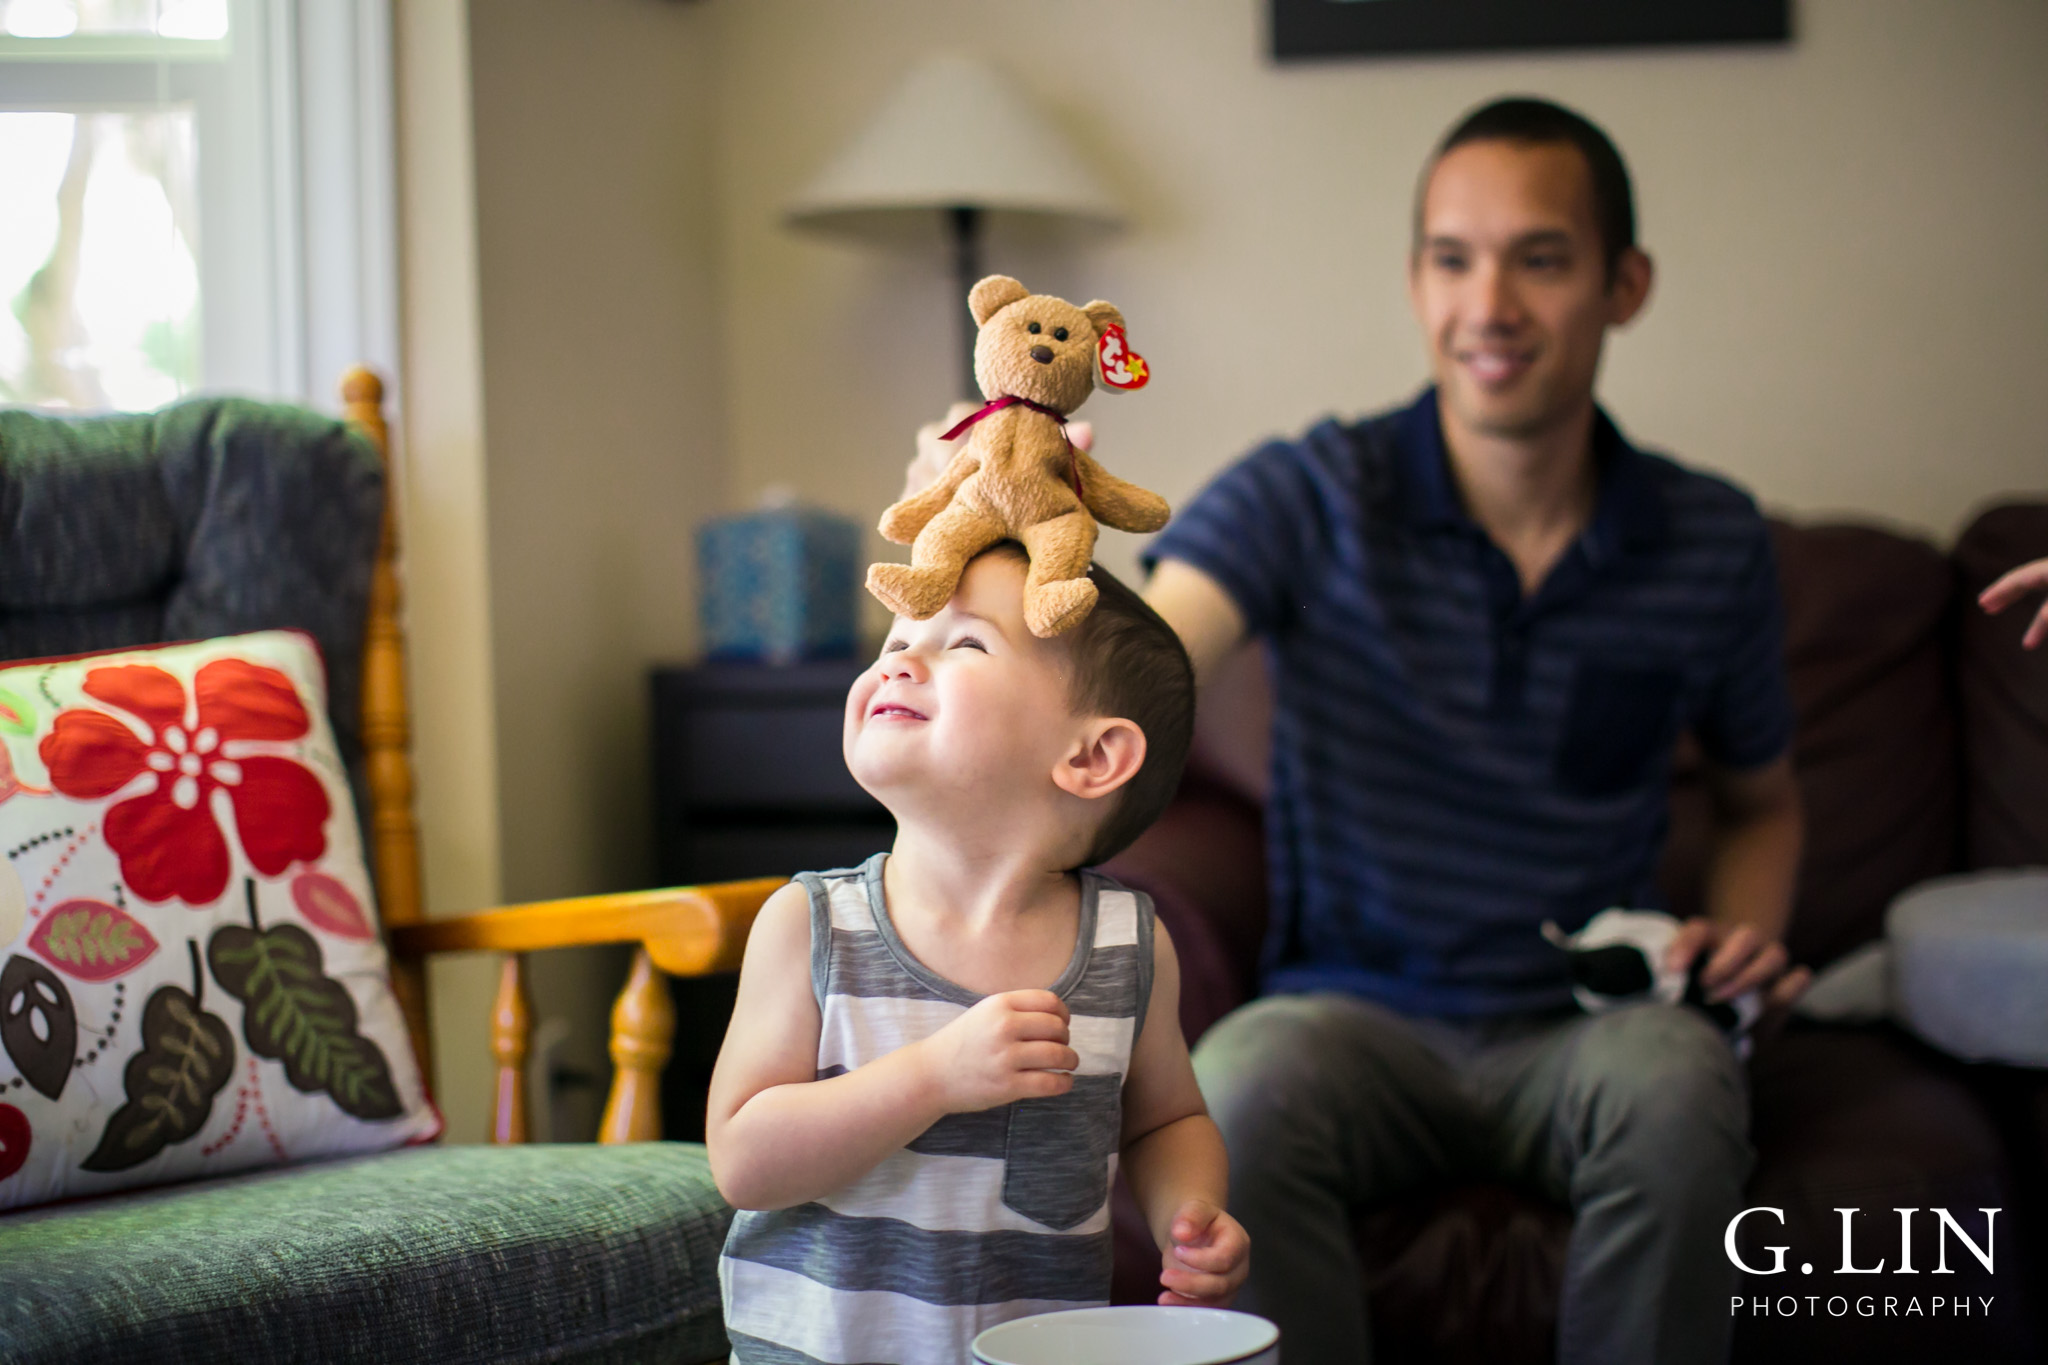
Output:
[{"xmin": 786, "ymin": 54, "xmax": 1123, "ymax": 399}]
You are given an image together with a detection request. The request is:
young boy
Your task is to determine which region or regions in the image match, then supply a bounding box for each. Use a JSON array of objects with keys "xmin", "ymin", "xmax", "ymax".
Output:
[{"xmin": 708, "ymin": 542, "xmax": 1250, "ymax": 1365}]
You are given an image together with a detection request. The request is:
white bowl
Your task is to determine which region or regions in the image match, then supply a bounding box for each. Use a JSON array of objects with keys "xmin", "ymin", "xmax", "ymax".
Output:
[{"xmin": 971, "ymin": 1305, "xmax": 1279, "ymax": 1365}]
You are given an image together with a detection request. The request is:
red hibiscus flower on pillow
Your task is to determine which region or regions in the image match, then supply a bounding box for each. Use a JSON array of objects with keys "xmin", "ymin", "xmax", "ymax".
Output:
[{"xmin": 40, "ymin": 660, "xmax": 331, "ymax": 906}]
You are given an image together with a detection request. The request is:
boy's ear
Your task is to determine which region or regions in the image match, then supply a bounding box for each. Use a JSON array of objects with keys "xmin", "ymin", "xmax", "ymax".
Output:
[
  {"xmin": 970, "ymin": 275, "xmax": 1030, "ymax": 327},
  {"xmin": 1051, "ymin": 717, "xmax": 1146, "ymax": 803}
]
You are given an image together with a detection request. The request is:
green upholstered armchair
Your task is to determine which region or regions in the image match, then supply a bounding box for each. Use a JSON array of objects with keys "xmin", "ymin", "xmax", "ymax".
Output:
[{"xmin": 0, "ymin": 370, "xmax": 773, "ymax": 1365}]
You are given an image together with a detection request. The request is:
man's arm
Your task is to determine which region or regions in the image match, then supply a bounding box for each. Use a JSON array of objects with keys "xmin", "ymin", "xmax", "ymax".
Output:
[
  {"xmin": 1144, "ymin": 558, "xmax": 1249, "ymax": 690},
  {"xmin": 1668, "ymin": 754, "xmax": 1810, "ymax": 1010},
  {"xmin": 1121, "ymin": 922, "xmax": 1249, "ymax": 1306}
]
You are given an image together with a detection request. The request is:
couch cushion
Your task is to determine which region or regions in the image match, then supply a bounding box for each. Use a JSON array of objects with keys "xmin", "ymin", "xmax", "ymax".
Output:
[
  {"xmin": 1889, "ymin": 870, "xmax": 2048, "ymax": 1067},
  {"xmin": 0, "ymin": 1141, "xmax": 735, "ymax": 1365},
  {"xmin": 1356, "ymin": 1183, "xmax": 1569, "ymax": 1365},
  {"xmin": 1662, "ymin": 521, "xmax": 1959, "ymax": 969},
  {"xmin": 1952, "ymin": 503, "xmax": 2048, "ymax": 870}
]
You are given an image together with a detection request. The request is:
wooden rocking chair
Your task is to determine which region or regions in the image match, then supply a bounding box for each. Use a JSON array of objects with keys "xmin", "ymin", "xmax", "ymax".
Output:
[{"xmin": 0, "ymin": 369, "xmax": 778, "ymax": 1365}]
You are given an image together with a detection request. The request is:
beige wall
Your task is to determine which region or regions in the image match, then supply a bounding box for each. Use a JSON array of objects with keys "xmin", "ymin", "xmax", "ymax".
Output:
[
  {"xmin": 466, "ymin": 0, "xmax": 724, "ymax": 1134},
  {"xmin": 392, "ymin": 0, "xmax": 504, "ymax": 1146},
  {"xmin": 709, "ymin": 0, "xmax": 2048, "ymax": 592},
  {"xmin": 470, "ymin": 0, "xmax": 721, "ymax": 905}
]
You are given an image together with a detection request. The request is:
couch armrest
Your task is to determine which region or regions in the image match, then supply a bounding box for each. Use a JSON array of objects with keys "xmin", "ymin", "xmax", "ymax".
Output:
[{"xmin": 387, "ymin": 877, "xmax": 785, "ymax": 977}]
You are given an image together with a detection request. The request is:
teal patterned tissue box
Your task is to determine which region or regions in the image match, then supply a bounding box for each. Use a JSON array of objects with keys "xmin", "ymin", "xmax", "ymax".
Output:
[{"xmin": 697, "ymin": 504, "xmax": 860, "ymax": 663}]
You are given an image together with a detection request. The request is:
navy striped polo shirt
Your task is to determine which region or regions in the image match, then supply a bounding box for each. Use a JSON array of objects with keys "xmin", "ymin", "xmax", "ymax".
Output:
[{"xmin": 1145, "ymin": 388, "xmax": 1794, "ymax": 1017}]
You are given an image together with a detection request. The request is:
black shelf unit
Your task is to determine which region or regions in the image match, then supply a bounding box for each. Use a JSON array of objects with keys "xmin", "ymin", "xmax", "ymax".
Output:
[{"xmin": 649, "ymin": 660, "xmax": 894, "ymax": 1140}]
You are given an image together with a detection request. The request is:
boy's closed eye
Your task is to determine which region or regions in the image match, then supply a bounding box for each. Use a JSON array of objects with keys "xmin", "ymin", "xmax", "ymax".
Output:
[{"xmin": 877, "ymin": 635, "xmax": 988, "ymax": 654}]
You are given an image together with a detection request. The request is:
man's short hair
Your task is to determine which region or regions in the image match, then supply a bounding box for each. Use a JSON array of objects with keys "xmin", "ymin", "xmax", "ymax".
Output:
[
  {"xmin": 1419, "ymin": 96, "xmax": 1637, "ymax": 281},
  {"xmin": 980, "ymin": 542, "xmax": 1194, "ymax": 867}
]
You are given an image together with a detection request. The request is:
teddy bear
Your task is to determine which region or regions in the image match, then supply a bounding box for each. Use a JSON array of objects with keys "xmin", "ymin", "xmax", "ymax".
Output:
[{"xmin": 866, "ymin": 274, "xmax": 1171, "ymax": 638}]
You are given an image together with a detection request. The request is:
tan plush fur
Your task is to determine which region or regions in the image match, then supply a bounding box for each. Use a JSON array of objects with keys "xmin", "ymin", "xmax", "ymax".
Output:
[{"xmin": 868, "ymin": 275, "xmax": 1171, "ymax": 637}]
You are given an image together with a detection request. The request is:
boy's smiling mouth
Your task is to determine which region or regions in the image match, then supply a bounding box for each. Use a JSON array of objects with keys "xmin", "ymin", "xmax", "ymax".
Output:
[{"xmin": 868, "ymin": 700, "xmax": 928, "ymax": 721}]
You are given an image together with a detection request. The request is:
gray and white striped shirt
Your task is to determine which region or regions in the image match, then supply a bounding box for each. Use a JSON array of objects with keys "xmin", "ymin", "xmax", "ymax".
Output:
[{"xmin": 721, "ymin": 854, "xmax": 1155, "ymax": 1365}]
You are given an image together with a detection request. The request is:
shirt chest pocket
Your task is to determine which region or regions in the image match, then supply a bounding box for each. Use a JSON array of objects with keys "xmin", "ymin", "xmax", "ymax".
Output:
[
  {"xmin": 1001, "ymin": 1074, "xmax": 1121, "ymax": 1231},
  {"xmin": 1554, "ymin": 662, "xmax": 1684, "ymax": 798}
]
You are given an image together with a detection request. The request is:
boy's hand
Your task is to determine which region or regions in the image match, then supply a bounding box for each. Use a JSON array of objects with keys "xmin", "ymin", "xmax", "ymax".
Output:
[
  {"xmin": 1157, "ymin": 1199, "xmax": 1250, "ymax": 1307},
  {"xmin": 917, "ymin": 990, "xmax": 1078, "ymax": 1113}
]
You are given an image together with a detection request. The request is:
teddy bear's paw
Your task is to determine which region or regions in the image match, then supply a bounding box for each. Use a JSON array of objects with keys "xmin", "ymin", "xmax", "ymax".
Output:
[
  {"xmin": 867, "ymin": 563, "xmax": 953, "ymax": 619},
  {"xmin": 1118, "ymin": 494, "xmax": 1172, "ymax": 535},
  {"xmin": 1024, "ymin": 578, "xmax": 1099, "ymax": 637}
]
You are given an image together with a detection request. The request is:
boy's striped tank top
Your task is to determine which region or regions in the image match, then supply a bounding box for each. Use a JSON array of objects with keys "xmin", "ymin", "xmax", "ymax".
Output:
[{"xmin": 720, "ymin": 853, "xmax": 1156, "ymax": 1365}]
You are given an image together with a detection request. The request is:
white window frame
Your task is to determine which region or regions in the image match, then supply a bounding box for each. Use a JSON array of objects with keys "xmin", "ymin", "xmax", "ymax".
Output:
[{"xmin": 0, "ymin": 0, "xmax": 398, "ymax": 412}]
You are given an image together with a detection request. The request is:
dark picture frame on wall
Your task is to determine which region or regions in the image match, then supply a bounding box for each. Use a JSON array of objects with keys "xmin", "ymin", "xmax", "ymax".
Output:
[{"xmin": 1271, "ymin": 0, "xmax": 1792, "ymax": 62}]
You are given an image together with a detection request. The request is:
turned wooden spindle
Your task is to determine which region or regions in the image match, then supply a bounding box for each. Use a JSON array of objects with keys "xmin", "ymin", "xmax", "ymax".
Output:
[
  {"xmin": 490, "ymin": 954, "xmax": 533, "ymax": 1144},
  {"xmin": 599, "ymin": 947, "xmax": 673, "ymax": 1144},
  {"xmin": 342, "ymin": 366, "xmax": 433, "ymax": 1079}
]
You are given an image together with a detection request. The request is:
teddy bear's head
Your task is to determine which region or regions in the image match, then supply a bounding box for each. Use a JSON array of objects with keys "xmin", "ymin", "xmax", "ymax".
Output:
[{"xmin": 968, "ymin": 275, "xmax": 1124, "ymax": 416}]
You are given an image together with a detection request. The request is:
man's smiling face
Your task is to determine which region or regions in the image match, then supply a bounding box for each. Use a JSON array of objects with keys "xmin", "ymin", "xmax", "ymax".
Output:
[{"xmin": 1409, "ymin": 137, "xmax": 1649, "ymax": 444}]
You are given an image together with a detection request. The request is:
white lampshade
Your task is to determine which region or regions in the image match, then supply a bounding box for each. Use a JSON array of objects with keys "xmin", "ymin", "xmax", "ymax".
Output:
[{"xmin": 787, "ymin": 55, "xmax": 1123, "ymax": 234}]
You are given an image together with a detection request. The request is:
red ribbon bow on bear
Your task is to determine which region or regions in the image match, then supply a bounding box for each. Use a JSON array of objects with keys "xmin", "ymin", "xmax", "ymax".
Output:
[{"xmin": 939, "ymin": 395, "xmax": 1086, "ymax": 503}]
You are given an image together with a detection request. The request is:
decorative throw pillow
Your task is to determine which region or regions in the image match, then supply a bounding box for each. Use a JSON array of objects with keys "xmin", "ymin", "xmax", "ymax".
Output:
[
  {"xmin": 0, "ymin": 630, "xmax": 441, "ymax": 1212},
  {"xmin": 1888, "ymin": 868, "xmax": 2048, "ymax": 1068}
]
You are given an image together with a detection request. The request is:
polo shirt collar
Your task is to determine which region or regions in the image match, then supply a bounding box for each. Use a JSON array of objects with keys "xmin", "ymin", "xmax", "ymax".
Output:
[{"xmin": 1390, "ymin": 387, "xmax": 1666, "ymax": 560}]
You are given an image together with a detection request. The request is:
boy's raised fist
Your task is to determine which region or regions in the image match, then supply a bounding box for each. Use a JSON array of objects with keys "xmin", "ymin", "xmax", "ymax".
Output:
[{"xmin": 915, "ymin": 989, "xmax": 1078, "ymax": 1113}]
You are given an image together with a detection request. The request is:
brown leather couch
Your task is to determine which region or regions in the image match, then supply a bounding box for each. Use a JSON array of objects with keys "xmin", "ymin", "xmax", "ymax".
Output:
[{"xmin": 1104, "ymin": 502, "xmax": 2048, "ymax": 1363}]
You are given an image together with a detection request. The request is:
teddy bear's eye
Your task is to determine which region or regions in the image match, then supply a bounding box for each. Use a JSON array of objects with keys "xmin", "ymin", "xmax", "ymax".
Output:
[
  {"xmin": 1053, "ymin": 327, "xmax": 1069, "ymax": 342},
  {"xmin": 1026, "ymin": 322, "xmax": 1041, "ymax": 334}
]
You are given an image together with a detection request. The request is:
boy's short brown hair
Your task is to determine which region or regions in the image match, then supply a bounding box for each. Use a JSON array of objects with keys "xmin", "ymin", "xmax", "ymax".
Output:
[{"xmin": 981, "ymin": 542, "xmax": 1195, "ymax": 867}]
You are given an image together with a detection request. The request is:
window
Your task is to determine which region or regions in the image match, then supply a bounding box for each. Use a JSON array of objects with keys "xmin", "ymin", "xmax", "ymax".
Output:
[{"xmin": 0, "ymin": 0, "xmax": 396, "ymax": 412}]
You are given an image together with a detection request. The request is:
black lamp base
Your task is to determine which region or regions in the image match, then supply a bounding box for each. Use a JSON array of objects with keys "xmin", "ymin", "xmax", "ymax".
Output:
[{"xmin": 948, "ymin": 205, "xmax": 983, "ymax": 401}]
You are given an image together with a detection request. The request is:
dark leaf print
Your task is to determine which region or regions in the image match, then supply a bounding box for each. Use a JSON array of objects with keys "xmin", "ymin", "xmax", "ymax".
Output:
[
  {"xmin": 207, "ymin": 923, "xmax": 400, "ymax": 1121},
  {"xmin": 2, "ymin": 955, "xmax": 76, "ymax": 1100},
  {"xmin": 81, "ymin": 982, "xmax": 235, "ymax": 1172}
]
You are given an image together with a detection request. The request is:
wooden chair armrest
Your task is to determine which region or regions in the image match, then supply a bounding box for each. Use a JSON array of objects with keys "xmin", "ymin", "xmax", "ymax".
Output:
[{"xmin": 386, "ymin": 877, "xmax": 785, "ymax": 977}]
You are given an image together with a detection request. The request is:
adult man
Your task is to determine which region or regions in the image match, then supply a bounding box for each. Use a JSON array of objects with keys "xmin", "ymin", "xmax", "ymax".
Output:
[{"xmin": 1141, "ymin": 99, "xmax": 1808, "ymax": 1364}]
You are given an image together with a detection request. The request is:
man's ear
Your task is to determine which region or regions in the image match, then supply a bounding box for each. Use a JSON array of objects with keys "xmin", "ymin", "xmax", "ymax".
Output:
[
  {"xmin": 1051, "ymin": 717, "xmax": 1146, "ymax": 803},
  {"xmin": 1081, "ymin": 300, "xmax": 1125, "ymax": 341},
  {"xmin": 1606, "ymin": 247, "xmax": 1654, "ymax": 327},
  {"xmin": 970, "ymin": 275, "xmax": 1030, "ymax": 326}
]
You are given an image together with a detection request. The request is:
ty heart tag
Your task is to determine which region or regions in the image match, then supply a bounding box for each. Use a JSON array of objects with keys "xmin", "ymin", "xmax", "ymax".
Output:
[{"xmin": 1097, "ymin": 324, "xmax": 1150, "ymax": 391}]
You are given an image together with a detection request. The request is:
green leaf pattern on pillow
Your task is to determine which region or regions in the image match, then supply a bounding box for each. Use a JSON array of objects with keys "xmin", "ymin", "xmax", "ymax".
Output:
[
  {"xmin": 207, "ymin": 921, "xmax": 401, "ymax": 1122},
  {"xmin": 82, "ymin": 948, "xmax": 235, "ymax": 1173}
]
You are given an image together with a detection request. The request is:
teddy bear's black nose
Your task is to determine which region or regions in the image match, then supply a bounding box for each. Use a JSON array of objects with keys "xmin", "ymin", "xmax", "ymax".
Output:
[{"xmin": 1030, "ymin": 345, "xmax": 1054, "ymax": 364}]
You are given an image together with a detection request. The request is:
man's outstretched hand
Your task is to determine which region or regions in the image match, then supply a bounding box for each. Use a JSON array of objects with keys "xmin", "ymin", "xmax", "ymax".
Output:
[
  {"xmin": 1157, "ymin": 1199, "xmax": 1250, "ymax": 1307},
  {"xmin": 1979, "ymin": 556, "xmax": 2048, "ymax": 650}
]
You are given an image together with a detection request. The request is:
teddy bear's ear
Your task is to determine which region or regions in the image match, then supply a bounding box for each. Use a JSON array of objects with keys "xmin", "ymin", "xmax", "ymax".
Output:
[
  {"xmin": 969, "ymin": 275, "xmax": 1030, "ymax": 327},
  {"xmin": 1081, "ymin": 300, "xmax": 1125, "ymax": 341}
]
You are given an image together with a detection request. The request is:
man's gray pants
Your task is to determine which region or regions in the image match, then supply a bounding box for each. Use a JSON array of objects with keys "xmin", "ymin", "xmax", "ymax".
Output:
[{"xmin": 1194, "ymin": 994, "xmax": 1752, "ymax": 1365}]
